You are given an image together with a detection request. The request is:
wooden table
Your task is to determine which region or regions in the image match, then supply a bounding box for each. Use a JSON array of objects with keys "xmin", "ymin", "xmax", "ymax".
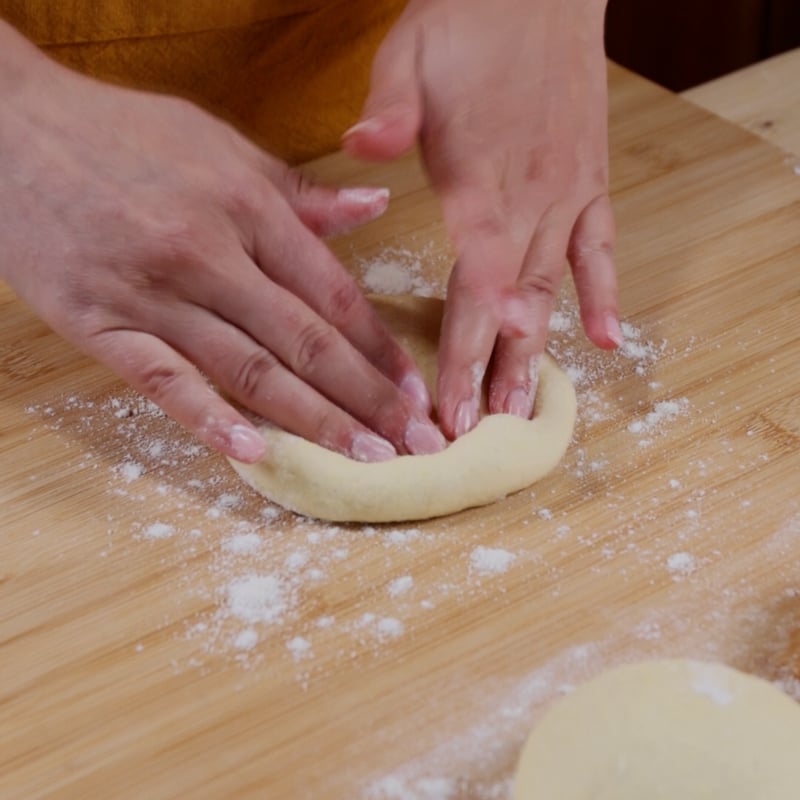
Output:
[
  {"xmin": 684, "ymin": 47, "xmax": 800, "ymax": 157},
  {"xmin": 2, "ymin": 62, "xmax": 799, "ymax": 799}
]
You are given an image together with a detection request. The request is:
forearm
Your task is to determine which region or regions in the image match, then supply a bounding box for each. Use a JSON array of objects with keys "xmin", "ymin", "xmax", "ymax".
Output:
[{"xmin": 0, "ymin": 18, "xmax": 51, "ymax": 82}]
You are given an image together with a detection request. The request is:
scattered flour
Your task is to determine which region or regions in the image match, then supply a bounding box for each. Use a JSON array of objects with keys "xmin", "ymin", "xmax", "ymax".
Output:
[
  {"xmin": 119, "ymin": 461, "xmax": 144, "ymax": 482},
  {"xmin": 377, "ymin": 618, "xmax": 406, "ymax": 640},
  {"xmin": 215, "ymin": 493, "xmax": 243, "ymax": 511},
  {"xmin": 690, "ymin": 663, "xmax": 734, "ymax": 706},
  {"xmin": 384, "ymin": 528, "xmax": 423, "ymax": 547},
  {"xmin": 358, "ymin": 245, "xmax": 445, "ymax": 298},
  {"xmin": 142, "ymin": 522, "xmax": 174, "ymax": 540},
  {"xmin": 388, "ymin": 576, "xmax": 415, "ymax": 598},
  {"xmin": 666, "ymin": 552, "xmax": 697, "ymax": 580},
  {"xmin": 470, "ymin": 547, "xmax": 516, "ymax": 576},
  {"xmin": 18, "ymin": 264, "xmax": 796, "ymax": 800},
  {"xmin": 233, "ymin": 629, "xmax": 259, "ymax": 651},
  {"xmin": 222, "ymin": 532, "xmax": 263, "ymax": 555},
  {"xmin": 628, "ymin": 399, "xmax": 690, "ymax": 436},
  {"xmin": 362, "ymin": 261, "xmax": 417, "ymax": 295},
  {"xmin": 548, "ymin": 310, "xmax": 574, "ymax": 333},
  {"xmin": 284, "ymin": 550, "xmax": 310, "ymax": 571},
  {"xmin": 225, "ymin": 575, "xmax": 287, "ymax": 625},
  {"xmin": 286, "ymin": 636, "xmax": 312, "ymax": 659}
]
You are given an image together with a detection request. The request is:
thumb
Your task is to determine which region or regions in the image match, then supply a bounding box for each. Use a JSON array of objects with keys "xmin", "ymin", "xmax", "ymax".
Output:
[{"xmin": 342, "ymin": 29, "xmax": 423, "ymax": 162}]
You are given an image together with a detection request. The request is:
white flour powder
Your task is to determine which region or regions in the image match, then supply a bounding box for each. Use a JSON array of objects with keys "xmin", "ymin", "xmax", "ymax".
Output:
[
  {"xmin": 20, "ymin": 242, "xmax": 797, "ymax": 800},
  {"xmin": 470, "ymin": 547, "xmax": 516, "ymax": 575}
]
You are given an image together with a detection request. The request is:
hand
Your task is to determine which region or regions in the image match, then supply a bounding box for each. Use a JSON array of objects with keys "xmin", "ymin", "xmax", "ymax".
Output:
[
  {"xmin": 344, "ymin": 0, "xmax": 619, "ymax": 438},
  {"xmin": 0, "ymin": 23, "xmax": 445, "ymax": 463}
]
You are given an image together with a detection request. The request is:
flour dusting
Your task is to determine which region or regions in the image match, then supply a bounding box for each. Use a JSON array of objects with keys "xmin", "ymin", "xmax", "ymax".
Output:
[
  {"xmin": 690, "ymin": 663, "xmax": 734, "ymax": 706},
  {"xmin": 142, "ymin": 522, "xmax": 175, "ymax": 540},
  {"xmin": 470, "ymin": 547, "xmax": 516, "ymax": 575},
  {"xmin": 225, "ymin": 574, "xmax": 287, "ymax": 625},
  {"xmin": 19, "ymin": 240, "xmax": 798, "ymax": 800},
  {"xmin": 666, "ymin": 552, "xmax": 697, "ymax": 580},
  {"xmin": 358, "ymin": 245, "xmax": 446, "ymax": 297}
]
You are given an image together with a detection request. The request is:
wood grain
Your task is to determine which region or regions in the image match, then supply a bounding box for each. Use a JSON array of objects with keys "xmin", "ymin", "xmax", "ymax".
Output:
[
  {"xmin": 684, "ymin": 47, "xmax": 800, "ymax": 157},
  {"xmin": 2, "ymin": 63, "xmax": 800, "ymax": 799}
]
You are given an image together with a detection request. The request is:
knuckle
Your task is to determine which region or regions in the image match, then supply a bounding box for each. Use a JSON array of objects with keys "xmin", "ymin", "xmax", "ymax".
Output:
[
  {"xmin": 219, "ymin": 178, "xmax": 263, "ymax": 218},
  {"xmin": 519, "ymin": 270, "xmax": 560, "ymax": 300},
  {"xmin": 143, "ymin": 218, "xmax": 204, "ymax": 267},
  {"xmin": 291, "ymin": 322, "xmax": 339, "ymax": 376},
  {"xmin": 363, "ymin": 390, "xmax": 409, "ymax": 442},
  {"xmin": 323, "ymin": 281, "xmax": 362, "ymax": 327},
  {"xmin": 527, "ymin": 147, "xmax": 578, "ymax": 186},
  {"xmin": 54, "ymin": 272, "xmax": 116, "ymax": 337},
  {"xmin": 310, "ymin": 408, "xmax": 352, "ymax": 453},
  {"xmin": 569, "ymin": 235, "xmax": 615, "ymax": 265},
  {"xmin": 469, "ymin": 212, "xmax": 507, "ymax": 241},
  {"xmin": 446, "ymin": 188, "xmax": 508, "ymax": 246},
  {"xmin": 460, "ymin": 202, "xmax": 507, "ymax": 242},
  {"xmin": 70, "ymin": 307, "xmax": 110, "ymax": 341},
  {"xmin": 445, "ymin": 271, "xmax": 499, "ymax": 313},
  {"xmin": 232, "ymin": 350, "xmax": 279, "ymax": 403},
  {"xmin": 137, "ymin": 362, "xmax": 183, "ymax": 404},
  {"xmin": 569, "ymin": 206, "xmax": 616, "ymax": 270}
]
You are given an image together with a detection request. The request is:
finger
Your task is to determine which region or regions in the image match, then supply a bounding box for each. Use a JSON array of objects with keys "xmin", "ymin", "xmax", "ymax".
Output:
[
  {"xmin": 248, "ymin": 194, "xmax": 433, "ymax": 414},
  {"xmin": 85, "ymin": 329, "xmax": 267, "ymax": 463},
  {"xmin": 195, "ymin": 254, "xmax": 444, "ymax": 456},
  {"xmin": 436, "ymin": 207, "xmax": 523, "ymax": 439},
  {"xmin": 164, "ymin": 311, "xmax": 401, "ymax": 463},
  {"xmin": 274, "ymin": 165, "xmax": 390, "ymax": 238},
  {"xmin": 487, "ymin": 205, "xmax": 572, "ymax": 417},
  {"xmin": 342, "ymin": 25, "xmax": 423, "ymax": 161},
  {"xmin": 567, "ymin": 193, "xmax": 620, "ymax": 348}
]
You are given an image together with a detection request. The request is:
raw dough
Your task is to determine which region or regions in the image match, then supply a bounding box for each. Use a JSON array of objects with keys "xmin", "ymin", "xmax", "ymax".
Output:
[
  {"xmin": 514, "ymin": 659, "xmax": 800, "ymax": 800},
  {"xmin": 228, "ymin": 295, "xmax": 576, "ymax": 523}
]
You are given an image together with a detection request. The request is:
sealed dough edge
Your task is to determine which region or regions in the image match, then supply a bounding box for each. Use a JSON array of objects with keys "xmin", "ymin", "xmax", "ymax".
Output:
[
  {"xmin": 227, "ymin": 296, "xmax": 577, "ymax": 523},
  {"xmin": 513, "ymin": 659, "xmax": 800, "ymax": 800}
]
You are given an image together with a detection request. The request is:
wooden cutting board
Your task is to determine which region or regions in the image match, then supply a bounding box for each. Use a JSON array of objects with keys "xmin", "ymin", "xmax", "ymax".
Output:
[{"xmin": 2, "ymin": 63, "xmax": 799, "ymax": 799}]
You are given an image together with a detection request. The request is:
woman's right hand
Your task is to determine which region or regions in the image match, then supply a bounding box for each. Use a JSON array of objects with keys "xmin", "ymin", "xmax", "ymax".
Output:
[{"xmin": 0, "ymin": 21, "xmax": 445, "ymax": 464}]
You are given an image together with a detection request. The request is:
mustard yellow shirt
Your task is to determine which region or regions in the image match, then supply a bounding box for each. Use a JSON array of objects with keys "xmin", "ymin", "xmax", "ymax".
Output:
[{"xmin": 1, "ymin": 1, "xmax": 406, "ymax": 163}]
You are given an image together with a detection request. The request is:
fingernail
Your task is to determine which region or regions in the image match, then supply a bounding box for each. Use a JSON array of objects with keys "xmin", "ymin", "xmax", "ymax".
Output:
[
  {"xmin": 400, "ymin": 372, "xmax": 432, "ymax": 414},
  {"xmin": 337, "ymin": 187, "xmax": 390, "ymax": 207},
  {"xmin": 606, "ymin": 313, "xmax": 623, "ymax": 347},
  {"xmin": 228, "ymin": 424, "xmax": 267, "ymax": 463},
  {"xmin": 454, "ymin": 397, "xmax": 479, "ymax": 438},
  {"xmin": 343, "ymin": 119, "xmax": 382, "ymax": 139},
  {"xmin": 504, "ymin": 387, "xmax": 534, "ymax": 419},
  {"xmin": 351, "ymin": 432, "xmax": 397, "ymax": 463},
  {"xmin": 404, "ymin": 419, "xmax": 447, "ymax": 455}
]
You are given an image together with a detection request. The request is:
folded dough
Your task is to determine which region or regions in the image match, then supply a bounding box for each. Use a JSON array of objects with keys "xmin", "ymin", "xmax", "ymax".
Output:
[{"xmin": 228, "ymin": 295, "xmax": 576, "ymax": 522}]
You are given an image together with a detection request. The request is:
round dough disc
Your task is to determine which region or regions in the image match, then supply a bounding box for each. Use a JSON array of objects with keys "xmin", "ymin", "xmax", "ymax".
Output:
[
  {"xmin": 228, "ymin": 295, "xmax": 576, "ymax": 523},
  {"xmin": 514, "ymin": 659, "xmax": 800, "ymax": 800}
]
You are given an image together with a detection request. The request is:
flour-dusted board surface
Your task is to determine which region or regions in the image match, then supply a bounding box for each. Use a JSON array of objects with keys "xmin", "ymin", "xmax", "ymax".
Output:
[{"xmin": 1, "ymin": 63, "xmax": 799, "ymax": 799}]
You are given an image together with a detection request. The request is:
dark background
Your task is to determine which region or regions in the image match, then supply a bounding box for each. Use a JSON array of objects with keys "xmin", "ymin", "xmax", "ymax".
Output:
[{"xmin": 605, "ymin": 0, "xmax": 800, "ymax": 90}]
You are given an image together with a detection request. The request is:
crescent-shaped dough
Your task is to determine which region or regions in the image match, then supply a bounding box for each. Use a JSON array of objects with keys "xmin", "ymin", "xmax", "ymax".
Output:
[
  {"xmin": 514, "ymin": 660, "xmax": 800, "ymax": 800},
  {"xmin": 228, "ymin": 295, "xmax": 576, "ymax": 523}
]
